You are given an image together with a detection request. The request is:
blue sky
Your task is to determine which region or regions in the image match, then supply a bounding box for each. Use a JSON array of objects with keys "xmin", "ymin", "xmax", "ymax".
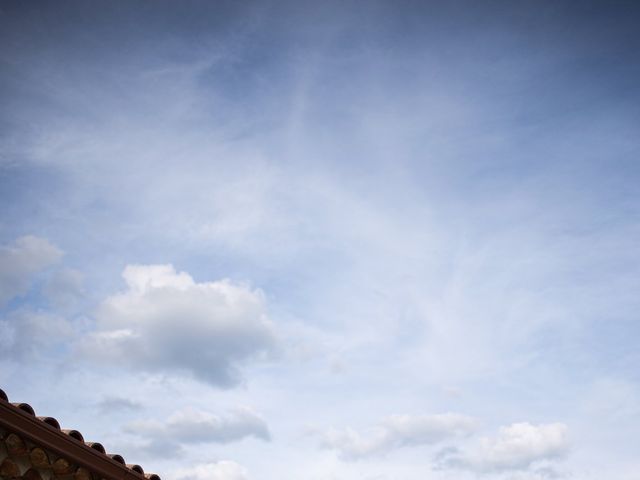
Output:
[{"xmin": 1, "ymin": 1, "xmax": 639, "ymax": 479}]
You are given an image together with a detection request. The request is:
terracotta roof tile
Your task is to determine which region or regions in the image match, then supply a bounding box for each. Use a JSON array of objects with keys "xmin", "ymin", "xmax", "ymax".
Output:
[
  {"xmin": 37, "ymin": 417, "xmax": 61, "ymax": 430},
  {"xmin": 0, "ymin": 387, "xmax": 161, "ymax": 480},
  {"xmin": 61, "ymin": 429, "xmax": 84, "ymax": 443},
  {"xmin": 108, "ymin": 454, "xmax": 126, "ymax": 465},
  {"xmin": 86, "ymin": 442, "xmax": 106, "ymax": 454},
  {"xmin": 127, "ymin": 464, "xmax": 145, "ymax": 475}
]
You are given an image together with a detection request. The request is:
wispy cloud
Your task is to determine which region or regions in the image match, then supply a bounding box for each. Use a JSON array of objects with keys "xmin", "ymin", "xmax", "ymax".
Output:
[
  {"xmin": 126, "ymin": 406, "xmax": 271, "ymax": 444},
  {"xmin": 0, "ymin": 236, "xmax": 62, "ymax": 307},
  {"xmin": 316, "ymin": 413, "xmax": 478, "ymax": 460},
  {"xmin": 435, "ymin": 422, "xmax": 569, "ymax": 473},
  {"xmin": 97, "ymin": 396, "xmax": 144, "ymax": 414},
  {"xmin": 173, "ymin": 461, "xmax": 249, "ymax": 480}
]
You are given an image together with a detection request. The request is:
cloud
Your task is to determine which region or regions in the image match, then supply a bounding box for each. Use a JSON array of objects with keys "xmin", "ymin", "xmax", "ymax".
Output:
[
  {"xmin": 173, "ymin": 461, "xmax": 249, "ymax": 480},
  {"xmin": 317, "ymin": 413, "xmax": 479, "ymax": 460},
  {"xmin": 81, "ymin": 264, "xmax": 276, "ymax": 387},
  {"xmin": 0, "ymin": 236, "xmax": 63, "ymax": 307},
  {"xmin": 126, "ymin": 406, "xmax": 270, "ymax": 444},
  {"xmin": 0, "ymin": 309, "xmax": 74, "ymax": 360},
  {"xmin": 96, "ymin": 396, "xmax": 143, "ymax": 414},
  {"xmin": 435, "ymin": 422, "xmax": 569, "ymax": 473},
  {"xmin": 115, "ymin": 437, "xmax": 186, "ymax": 461}
]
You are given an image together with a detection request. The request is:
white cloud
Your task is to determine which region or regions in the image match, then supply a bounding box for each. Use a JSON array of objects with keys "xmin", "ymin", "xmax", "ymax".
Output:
[
  {"xmin": 317, "ymin": 413, "xmax": 479, "ymax": 460},
  {"xmin": 126, "ymin": 406, "xmax": 270, "ymax": 444},
  {"xmin": 81, "ymin": 264, "xmax": 276, "ymax": 387},
  {"xmin": 97, "ymin": 396, "xmax": 143, "ymax": 413},
  {"xmin": 436, "ymin": 422, "xmax": 569, "ymax": 473},
  {"xmin": 504, "ymin": 467, "xmax": 565, "ymax": 480},
  {"xmin": 0, "ymin": 236, "xmax": 63, "ymax": 307},
  {"xmin": 173, "ymin": 461, "xmax": 249, "ymax": 480}
]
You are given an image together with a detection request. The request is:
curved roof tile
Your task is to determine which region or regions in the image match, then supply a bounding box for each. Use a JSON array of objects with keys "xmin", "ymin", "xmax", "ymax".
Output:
[
  {"xmin": 61, "ymin": 429, "xmax": 85, "ymax": 442},
  {"xmin": 13, "ymin": 403, "xmax": 36, "ymax": 416},
  {"xmin": 108, "ymin": 453, "xmax": 126, "ymax": 464},
  {"xmin": 37, "ymin": 416, "xmax": 61, "ymax": 430},
  {"xmin": 128, "ymin": 464, "xmax": 145, "ymax": 475},
  {"xmin": 86, "ymin": 442, "xmax": 106, "ymax": 454}
]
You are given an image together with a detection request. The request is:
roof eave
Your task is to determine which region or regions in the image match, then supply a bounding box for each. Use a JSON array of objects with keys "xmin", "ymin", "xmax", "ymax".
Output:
[{"xmin": 0, "ymin": 400, "xmax": 145, "ymax": 480}]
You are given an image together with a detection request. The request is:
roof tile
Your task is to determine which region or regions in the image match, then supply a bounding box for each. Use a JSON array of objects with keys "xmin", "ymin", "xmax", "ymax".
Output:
[{"xmin": 0, "ymin": 387, "xmax": 161, "ymax": 480}]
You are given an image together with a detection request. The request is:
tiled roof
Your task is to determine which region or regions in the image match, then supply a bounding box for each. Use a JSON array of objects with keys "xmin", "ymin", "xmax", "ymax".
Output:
[{"xmin": 0, "ymin": 388, "xmax": 161, "ymax": 480}]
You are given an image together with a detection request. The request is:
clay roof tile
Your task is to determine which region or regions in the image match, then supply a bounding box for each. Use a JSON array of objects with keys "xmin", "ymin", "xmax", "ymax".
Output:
[
  {"xmin": 85, "ymin": 442, "xmax": 106, "ymax": 454},
  {"xmin": 128, "ymin": 464, "xmax": 145, "ymax": 475},
  {"xmin": 61, "ymin": 429, "xmax": 85, "ymax": 442},
  {"xmin": 37, "ymin": 416, "xmax": 61, "ymax": 430},
  {"xmin": 12, "ymin": 402, "xmax": 35, "ymax": 416},
  {"xmin": 108, "ymin": 453, "xmax": 126, "ymax": 464}
]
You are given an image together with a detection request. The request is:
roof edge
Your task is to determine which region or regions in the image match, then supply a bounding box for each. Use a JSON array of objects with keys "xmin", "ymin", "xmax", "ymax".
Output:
[{"xmin": 0, "ymin": 400, "xmax": 144, "ymax": 480}]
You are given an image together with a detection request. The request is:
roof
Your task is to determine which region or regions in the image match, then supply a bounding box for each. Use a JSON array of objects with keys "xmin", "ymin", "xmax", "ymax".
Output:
[{"xmin": 0, "ymin": 388, "xmax": 161, "ymax": 480}]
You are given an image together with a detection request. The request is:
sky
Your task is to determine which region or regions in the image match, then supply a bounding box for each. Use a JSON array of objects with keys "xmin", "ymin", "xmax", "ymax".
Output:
[{"xmin": 0, "ymin": 1, "xmax": 639, "ymax": 479}]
